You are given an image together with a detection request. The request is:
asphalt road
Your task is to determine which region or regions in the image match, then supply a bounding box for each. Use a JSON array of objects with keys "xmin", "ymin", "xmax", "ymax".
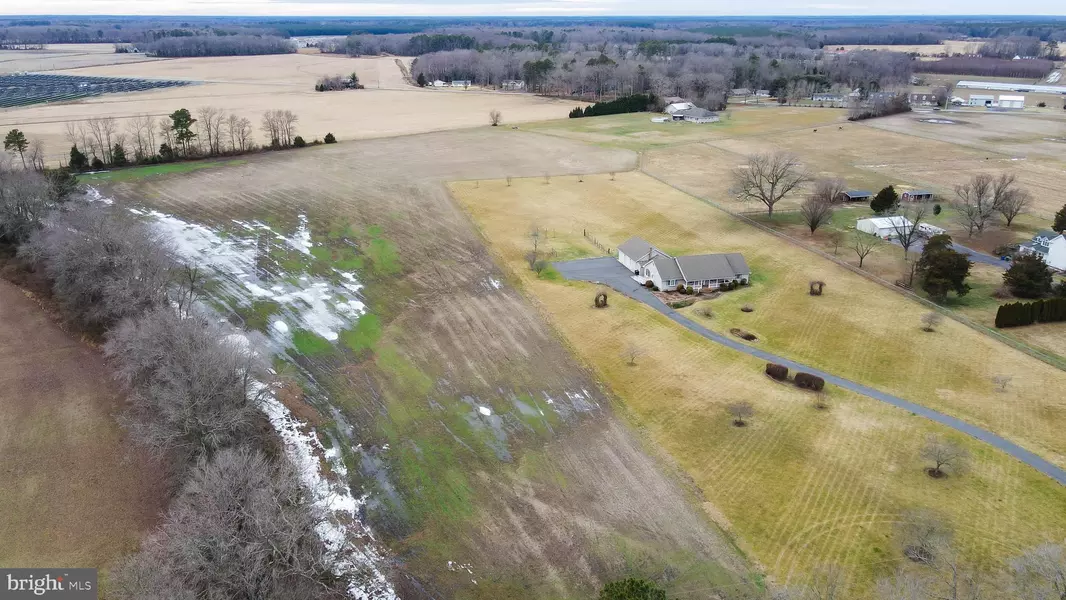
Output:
[
  {"xmin": 890, "ymin": 237, "xmax": 1007, "ymax": 269},
  {"xmin": 554, "ymin": 256, "xmax": 1066, "ymax": 486}
]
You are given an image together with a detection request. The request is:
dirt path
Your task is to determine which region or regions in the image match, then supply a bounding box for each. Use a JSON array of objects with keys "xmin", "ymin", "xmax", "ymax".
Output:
[{"xmin": 0, "ymin": 280, "xmax": 164, "ymax": 570}]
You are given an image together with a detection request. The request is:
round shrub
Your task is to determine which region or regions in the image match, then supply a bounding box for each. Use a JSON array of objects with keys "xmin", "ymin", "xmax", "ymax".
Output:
[
  {"xmin": 293, "ymin": 136, "xmax": 307, "ymax": 148},
  {"xmin": 324, "ymin": 133, "xmax": 337, "ymax": 144},
  {"xmin": 676, "ymin": 283, "xmax": 685, "ymax": 293},
  {"xmin": 794, "ymin": 372, "xmax": 826, "ymax": 392},
  {"xmin": 686, "ymin": 286, "xmax": 694, "ymax": 295},
  {"xmin": 765, "ymin": 363, "xmax": 788, "ymax": 381}
]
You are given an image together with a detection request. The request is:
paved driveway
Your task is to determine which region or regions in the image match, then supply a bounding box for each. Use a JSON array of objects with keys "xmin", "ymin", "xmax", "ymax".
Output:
[
  {"xmin": 553, "ymin": 256, "xmax": 1066, "ymax": 486},
  {"xmin": 890, "ymin": 237, "xmax": 1007, "ymax": 269}
]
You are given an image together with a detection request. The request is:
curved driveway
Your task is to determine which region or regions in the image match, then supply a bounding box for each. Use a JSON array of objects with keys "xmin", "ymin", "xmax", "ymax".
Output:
[{"xmin": 555, "ymin": 256, "xmax": 1066, "ymax": 486}]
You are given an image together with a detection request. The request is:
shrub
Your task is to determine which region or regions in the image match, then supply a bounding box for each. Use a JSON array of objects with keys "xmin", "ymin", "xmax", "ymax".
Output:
[
  {"xmin": 995, "ymin": 297, "xmax": 1066, "ymax": 328},
  {"xmin": 324, "ymin": 132, "xmax": 337, "ymax": 144},
  {"xmin": 1038, "ymin": 101, "xmax": 1047, "ymax": 108},
  {"xmin": 293, "ymin": 136, "xmax": 307, "ymax": 148},
  {"xmin": 696, "ymin": 305, "xmax": 713, "ymax": 318},
  {"xmin": 676, "ymin": 283, "xmax": 685, "ymax": 293},
  {"xmin": 669, "ymin": 298, "xmax": 696, "ymax": 309},
  {"xmin": 933, "ymin": 203, "xmax": 942, "ymax": 215},
  {"xmin": 794, "ymin": 372, "xmax": 826, "ymax": 391},
  {"xmin": 91, "ymin": 157, "xmax": 105, "ymax": 169},
  {"xmin": 651, "ymin": 285, "xmax": 659, "ymax": 291},
  {"xmin": 741, "ymin": 304, "xmax": 754, "ymax": 312},
  {"xmin": 766, "ymin": 363, "xmax": 788, "ymax": 381},
  {"xmin": 685, "ymin": 285, "xmax": 694, "ymax": 295},
  {"xmin": 644, "ymin": 280, "xmax": 654, "ymax": 289}
]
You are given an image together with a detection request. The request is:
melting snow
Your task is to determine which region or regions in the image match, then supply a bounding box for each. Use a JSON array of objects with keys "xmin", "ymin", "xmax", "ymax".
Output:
[
  {"xmin": 478, "ymin": 405, "xmax": 492, "ymax": 416},
  {"xmin": 488, "ymin": 277, "xmax": 502, "ymax": 290},
  {"xmin": 273, "ymin": 320, "xmax": 290, "ymax": 334}
]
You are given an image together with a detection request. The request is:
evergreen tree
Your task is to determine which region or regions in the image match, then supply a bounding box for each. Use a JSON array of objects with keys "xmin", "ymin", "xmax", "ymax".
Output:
[
  {"xmin": 416, "ymin": 73, "xmax": 427, "ymax": 87},
  {"xmin": 916, "ymin": 233, "xmax": 971, "ymax": 301},
  {"xmin": 4, "ymin": 129, "xmax": 29, "ymax": 168},
  {"xmin": 870, "ymin": 185, "xmax": 899, "ymax": 214},
  {"xmin": 68, "ymin": 145, "xmax": 89, "ymax": 171},
  {"xmin": 111, "ymin": 143, "xmax": 127, "ymax": 166},
  {"xmin": 1054, "ymin": 203, "xmax": 1066, "ymax": 232},
  {"xmin": 1004, "ymin": 253, "xmax": 1053, "ymax": 298},
  {"xmin": 169, "ymin": 108, "xmax": 197, "ymax": 157}
]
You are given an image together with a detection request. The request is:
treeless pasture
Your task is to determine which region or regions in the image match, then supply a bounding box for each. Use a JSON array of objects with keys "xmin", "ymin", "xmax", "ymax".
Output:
[
  {"xmin": 0, "ymin": 55, "xmax": 574, "ymax": 164},
  {"xmin": 0, "ymin": 43, "xmax": 159, "ymax": 74},
  {"xmin": 0, "ymin": 280, "xmax": 164, "ymax": 574},
  {"xmin": 453, "ymin": 175, "xmax": 1066, "ymax": 595}
]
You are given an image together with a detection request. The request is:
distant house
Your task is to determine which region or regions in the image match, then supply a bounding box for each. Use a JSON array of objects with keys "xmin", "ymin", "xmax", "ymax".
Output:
[
  {"xmin": 856, "ymin": 216, "xmax": 914, "ymax": 239},
  {"xmin": 1019, "ymin": 230, "xmax": 1066, "ymax": 271},
  {"xmin": 432, "ymin": 79, "xmax": 447, "ymax": 87},
  {"xmin": 901, "ymin": 189, "xmax": 934, "ymax": 202},
  {"xmin": 812, "ymin": 93, "xmax": 844, "ymax": 104},
  {"xmin": 665, "ymin": 101, "xmax": 697, "ymax": 115},
  {"xmin": 663, "ymin": 96, "xmax": 687, "ymax": 104},
  {"xmin": 730, "ymin": 88, "xmax": 752, "ymax": 97},
  {"xmin": 451, "ymin": 80, "xmax": 472, "ymax": 88},
  {"xmin": 672, "ymin": 107, "xmax": 720, "ymax": 123},
  {"xmin": 839, "ymin": 190, "xmax": 873, "ymax": 203},
  {"xmin": 755, "ymin": 89, "xmax": 771, "ymax": 97},
  {"xmin": 918, "ymin": 223, "xmax": 946, "ymax": 238},
  {"xmin": 617, "ymin": 237, "xmax": 750, "ymax": 292},
  {"xmin": 500, "ymin": 80, "xmax": 525, "ymax": 90},
  {"xmin": 910, "ymin": 92, "xmax": 938, "ymax": 106}
]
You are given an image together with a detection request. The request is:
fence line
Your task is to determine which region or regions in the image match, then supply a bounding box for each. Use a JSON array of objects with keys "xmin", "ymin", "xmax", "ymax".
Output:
[
  {"xmin": 582, "ymin": 228, "xmax": 611, "ymax": 256},
  {"xmin": 637, "ymin": 155, "xmax": 1066, "ymax": 372}
]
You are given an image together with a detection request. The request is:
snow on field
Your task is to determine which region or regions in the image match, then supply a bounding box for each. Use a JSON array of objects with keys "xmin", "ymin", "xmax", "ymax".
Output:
[{"xmin": 87, "ymin": 188, "xmax": 393, "ymax": 598}]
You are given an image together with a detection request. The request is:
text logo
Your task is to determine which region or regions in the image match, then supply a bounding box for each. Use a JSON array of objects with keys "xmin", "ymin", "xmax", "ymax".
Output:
[{"xmin": 1, "ymin": 570, "xmax": 97, "ymax": 599}]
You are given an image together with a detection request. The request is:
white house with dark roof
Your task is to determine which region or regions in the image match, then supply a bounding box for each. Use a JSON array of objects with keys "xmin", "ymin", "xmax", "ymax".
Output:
[
  {"xmin": 901, "ymin": 189, "xmax": 934, "ymax": 202},
  {"xmin": 617, "ymin": 237, "xmax": 750, "ymax": 292},
  {"xmin": 1019, "ymin": 230, "xmax": 1066, "ymax": 271}
]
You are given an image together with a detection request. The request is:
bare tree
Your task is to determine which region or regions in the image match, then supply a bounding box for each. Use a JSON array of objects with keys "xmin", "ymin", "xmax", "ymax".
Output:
[
  {"xmin": 0, "ymin": 166, "xmax": 52, "ymax": 244},
  {"xmin": 953, "ymin": 174, "xmax": 998, "ymax": 237},
  {"xmin": 876, "ymin": 569, "xmax": 928, "ymax": 600},
  {"xmin": 811, "ymin": 177, "xmax": 847, "ymax": 205},
  {"xmin": 125, "ymin": 114, "xmax": 155, "ymax": 160},
  {"xmin": 276, "ymin": 110, "xmax": 299, "ymax": 147},
  {"xmin": 261, "ymin": 110, "xmax": 281, "ymax": 147},
  {"xmin": 172, "ymin": 264, "xmax": 204, "ymax": 319},
  {"xmin": 489, "ymin": 109, "xmax": 502, "ymax": 126},
  {"xmin": 727, "ymin": 401, "xmax": 754, "ymax": 426},
  {"xmin": 732, "ymin": 151, "xmax": 810, "ymax": 219},
  {"xmin": 230, "ymin": 116, "xmax": 253, "ymax": 152},
  {"xmin": 623, "ymin": 342, "xmax": 644, "ymax": 366},
  {"xmin": 920, "ymin": 434, "xmax": 971, "ymax": 478},
  {"xmin": 850, "ymin": 229, "xmax": 882, "ymax": 268},
  {"xmin": 892, "ymin": 203, "xmax": 927, "ymax": 258},
  {"xmin": 828, "ymin": 230, "xmax": 844, "ymax": 255},
  {"xmin": 157, "ymin": 116, "xmax": 174, "ymax": 152},
  {"xmin": 991, "ymin": 375, "xmax": 1012, "ymax": 392},
  {"xmin": 920, "ymin": 312, "xmax": 943, "ymax": 332},
  {"xmin": 799, "ymin": 195, "xmax": 834, "ymax": 234},
  {"xmin": 1010, "ymin": 541, "xmax": 1066, "ymax": 600},
  {"xmin": 997, "ymin": 188, "xmax": 1031, "ymax": 227},
  {"xmin": 105, "ymin": 309, "xmax": 266, "ymax": 466},
  {"xmin": 896, "ymin": 507, "xmax": 954, "ymax": 564},
  {"xmin": 20, "ymin": 205, "xmax": 174, "ymax": 330},
  {"xmin": 27, "ymin": 138, "xmax": 44, "ymax": 171},
  {"xmin": 110, "ymin": 447, "xmax": 343, "ymax": 600}
]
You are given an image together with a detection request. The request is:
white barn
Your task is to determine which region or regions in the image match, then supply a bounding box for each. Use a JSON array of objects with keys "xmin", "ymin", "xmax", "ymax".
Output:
[
  {"xmin": 998, "ymin": 95, "xmax": 1025, "ymax": 109},
  {"xmin": 856, "ymin": 216, "xmax": 914, "ymax": 239},
  {"xmin": 968, "ymin": 94, "xmax": 996, "ymax": 107}
]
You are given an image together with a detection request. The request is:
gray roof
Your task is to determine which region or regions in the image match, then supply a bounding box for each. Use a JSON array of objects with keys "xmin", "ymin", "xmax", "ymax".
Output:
[
  {"xmin": 676, "ymin": 253, "xmax": 750, "ymax": 281},
  {"xmin": 618, "ymin": 237, "xmax": 656, "ymax": 260},
  {"xmin": 905, "ymin": 190, "xmax": 933, "ymax": 196},
  {"xmin": 844, "ymin": 190, "xmax": 873, "ymax": 198},
  {"xmin": 1022, "ymin": 242, "xmax": 1049, "ymax": 255},
  {"xmin": 1036, "ymin": 230, "xmax": 1061, "ymax": 240},
  {"xmin": 652, "ymin": 255, "xmax": 683, "ymax": 281}
]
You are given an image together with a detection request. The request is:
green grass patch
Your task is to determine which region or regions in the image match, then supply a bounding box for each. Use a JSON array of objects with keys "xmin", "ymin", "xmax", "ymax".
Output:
[
  {"xmin": 235, "ymin": 299, "xmax": 282, "ymax": 333},
  {"xmin": 537, "ymin": 265, "xmax": 562, "ymax": 281},
  {"xmin": 340, "ymin": 313, "xmax": 382, "ymax": 353},
  {"xmin": 291, "ymin": 329, "xmax": 336, "ymax": 357},
  {"xmin": 77, "ymin": 160, "xmax": 245, "ymax": 183}
]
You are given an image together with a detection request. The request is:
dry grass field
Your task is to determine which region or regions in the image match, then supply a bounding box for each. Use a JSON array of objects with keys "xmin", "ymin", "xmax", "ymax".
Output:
[
  {"xmin": 95, "ymin": 131, "xmax": 759, "ymax": 599},
  {"xmin": 0, "ymin": 54, "xmax": 574, "ymax": 164},
  {"xmin": 453, "ymin": 174, "xmax": 1066, "ymax": 595},
  {"xmin": 0, "ymin": 279, "xmax": 164, "ymax": 579},
  {"xmin": 835, "ymin": 40, "xmax": 988, "ymax": 56},
  {"xmin": 0, "ymin": 43, "xmax": 159, "ymax": 73}
]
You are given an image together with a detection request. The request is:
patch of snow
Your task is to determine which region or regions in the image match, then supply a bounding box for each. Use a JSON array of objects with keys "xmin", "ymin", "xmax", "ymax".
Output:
[
  {"xmin": 273, "ymin": 320, "xmax": 290, "ymax": 334},
  {"xmin": 478, "ymin": 405, "xmax": 492, "ymax": 416},
  {"xmin": 84, "ymin": 186, "xmax": 113, "ymax": 204},
  {"xmin": 282, "ymin": 213, "xmax": 314, "ymax": 255},
  {"xmin": 488, "ymin": 277, "xmax": 502, "ymax": 290}
]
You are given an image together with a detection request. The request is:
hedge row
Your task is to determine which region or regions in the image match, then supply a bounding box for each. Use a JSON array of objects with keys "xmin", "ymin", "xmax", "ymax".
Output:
[
  {"xmin": 764, "ymin": 363, "xmax": 826, "ymax": 392},
  {"xmin": 995, "ymin": 297, "xmax": 1066, "ymax": 328},
  {"xmin": 569, "ymin": 93, "xmax": 657, "ymax": 118}
]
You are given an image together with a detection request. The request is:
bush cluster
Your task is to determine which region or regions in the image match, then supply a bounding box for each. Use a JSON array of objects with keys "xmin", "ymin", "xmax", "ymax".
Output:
[
  {"xmin": 569, "ymin": 93, "xmax": 658, "ymax": 118},
  {"xmin": 995, "ymin": 297, "xmax": 1066, "ymax": 328},
  {"xmin": 794, "ymin": 372, "xmax": 826, "ymax": 391},
  {"xmin": 765, "ymin": 363, "xmax": 788, "ymax": 381},
  {"xmin": 324, "ymin": 132, "xmax": 337, "ymax": 144}
]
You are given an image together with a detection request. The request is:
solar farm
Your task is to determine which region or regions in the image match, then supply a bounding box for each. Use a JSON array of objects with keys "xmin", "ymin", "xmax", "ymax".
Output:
[{"xmin": 0, "ymin": 73, "xmax": 190, "ymax": 108}]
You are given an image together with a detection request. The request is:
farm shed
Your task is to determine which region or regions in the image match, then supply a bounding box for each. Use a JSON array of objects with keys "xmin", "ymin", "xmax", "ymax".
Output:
[
  {"xmin": 857, "ymin": 216, "xmax": 914, "ymax": 239},
  {"xmin": 968, "ymin": 94, "xmax": 996, "ymax": 107},
  {"xmin": 730, "ymin": 88, "xmax": 752, "ymax": 97},
  {"xmin": 500, "ymin": 80, "xmax": 525, "ymax": 90},
  {"xmin": 672, "ymin": 107, "xmax": 720, "ymax": 123},
  {"xmin": 998, "ymin": 95, "xmax": 1025, "ymax": 109},
  {"xmin": 812, "ymin": 93, "xmax": 844, "ymax": 103},
  {"xmin": 665, "ymin": 102, "xmax": 696, "ymax": 114},
  {"xmin": 901, "ymin": 190, "xmax": 934, "ymax": 202},
  {"xmin": 839, "ymin": 190, "xmax": 873, "ymax": 203},
  {"xmin": 956, "ymin": 80, "xmax": 1066, "ymax": 95}
]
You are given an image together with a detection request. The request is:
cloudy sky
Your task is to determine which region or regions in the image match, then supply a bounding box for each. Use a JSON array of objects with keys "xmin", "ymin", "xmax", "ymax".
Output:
[{"xmin": 5, "ymin": 0, "xmax": 1064, "ymax": 15}]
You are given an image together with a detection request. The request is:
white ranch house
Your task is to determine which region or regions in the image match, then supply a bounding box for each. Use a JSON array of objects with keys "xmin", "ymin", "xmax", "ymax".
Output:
[
  {"xmin": 1019, "ymin": 230, "xmax": 1066, "ymax": 271},
  {"xmin": 617, "ymin": 237, "xmax": 750, "ymax": 292}
]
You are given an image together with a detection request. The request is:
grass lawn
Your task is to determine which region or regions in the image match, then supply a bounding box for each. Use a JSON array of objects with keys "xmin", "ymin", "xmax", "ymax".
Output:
[
  {"xmin": 453, "ymin": 176, "xmax": 1066, "ymax": 594},
  {"xmin": 77, "ymin": 159, "xmax": 246, "ymax": 183}
]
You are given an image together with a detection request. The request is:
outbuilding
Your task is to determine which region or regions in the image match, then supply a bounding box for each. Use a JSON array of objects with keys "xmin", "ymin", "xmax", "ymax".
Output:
[
  {"xmin": 901, "ymin": 190, "xmax": 934, "ymax": 202},
  {"xmin": 968, "ymin": 94, "xmax": 996, "ymax": 107},
  {"xmin": 838, "ymin": 190, "xmax": 873, "ymax": 203},
  {"xmin": 856, "ymin": 216, "xmax": 914, "ymax": 239},
  {"xmin": 998, "ymin": 95, "xmax": 1025, "ymax": 109}
]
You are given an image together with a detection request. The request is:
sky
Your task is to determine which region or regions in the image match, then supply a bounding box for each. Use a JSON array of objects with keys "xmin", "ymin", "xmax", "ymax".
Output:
[{"xmin": 2, "ymin": 0, "xmax": 1064, "ymax": 16}]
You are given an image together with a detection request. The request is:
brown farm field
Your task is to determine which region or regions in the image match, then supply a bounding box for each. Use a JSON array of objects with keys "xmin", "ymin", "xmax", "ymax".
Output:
[
  {"xmin": 0, "ymin": 43, "xmax": 160, "ymax": 73},
  {"xmin": 0, "ymin": 280, "xmax": 164, "ymax": 580},
  {"xmin": 94, "ymin": 130, "xmax": 759, "ymax": 599},
  {"xmin": 0, "ymin": 54, "xmax": 574, "ymax": 164},
  {"xmin": 453, "ymin": 173, "xmax": 1066, "ymax": 595}
]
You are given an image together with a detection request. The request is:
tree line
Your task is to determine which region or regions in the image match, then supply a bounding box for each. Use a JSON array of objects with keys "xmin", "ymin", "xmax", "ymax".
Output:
[
  {"xmin": 569, "ymin": 93, "xmax": 657, "ymax": 118},
  {"xmin": 133, "ymin": 34, "xmax": 294, "ymax": 57},
  {"xmin": 996, "ymin": 297, "xmax": 1066, "ymax": 327},
  {"xmin": 48, "ymin": 106, "xmax": 329, "ymax": 171},
  {"xmin": 0, "ymin": 160, "xmax": 347, "ymax": 598}
]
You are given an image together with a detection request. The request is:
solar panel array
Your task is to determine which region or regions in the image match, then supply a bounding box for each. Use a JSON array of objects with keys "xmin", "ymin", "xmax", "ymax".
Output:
[{"xmin": 0, "ymin": 73, "xmax": 191, "ymax": 108}]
